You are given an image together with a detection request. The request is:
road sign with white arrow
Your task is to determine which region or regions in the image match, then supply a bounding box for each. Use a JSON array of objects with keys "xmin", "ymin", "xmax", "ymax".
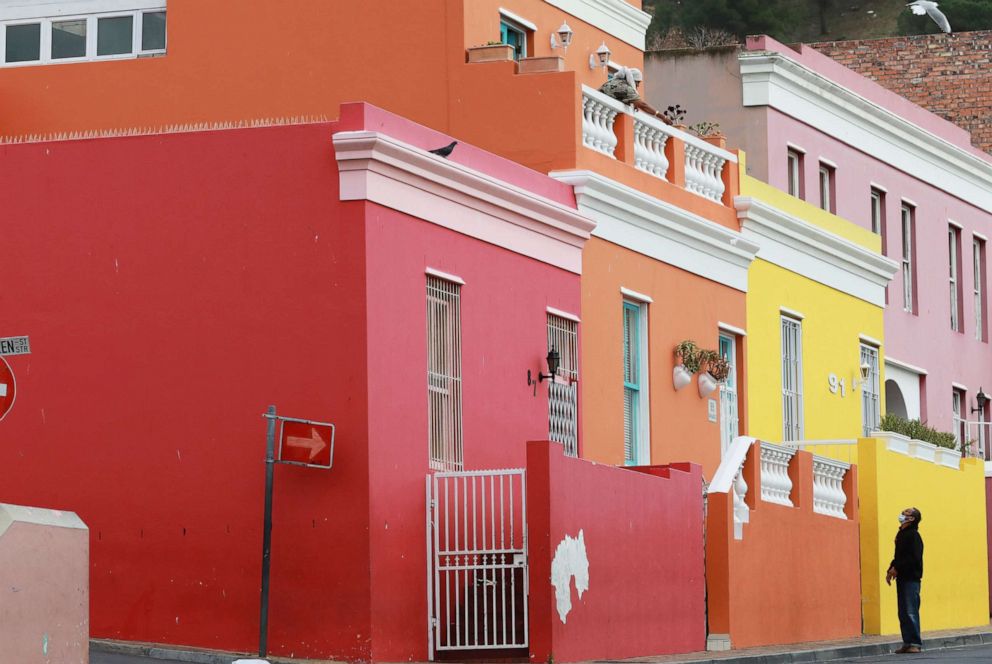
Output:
[{"xmin": 0, "ymin": 357, "xmax": 15, "ymax": 422}]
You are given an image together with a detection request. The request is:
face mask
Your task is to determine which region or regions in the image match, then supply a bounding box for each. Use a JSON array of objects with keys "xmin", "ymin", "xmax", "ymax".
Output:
[{"xmin": 898, "ymin": 514, "xmax": 908, "ymax": 523}]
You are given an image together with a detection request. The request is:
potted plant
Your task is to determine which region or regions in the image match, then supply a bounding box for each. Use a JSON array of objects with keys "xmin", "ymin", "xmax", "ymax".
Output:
[
  {"xmin": 662, "ymin": 104, "xmax": 688, "ymax": 129},
  {"xmin": 467, "ymin": 41, "xmax": 514, "ymax": 63},
  {"xmin": 697, "ymin": 349, "xmax": 729, "ymax": 398},
  {"xmin": 673, "ymin": 339, "xmax": 700, "ymax": 391}
]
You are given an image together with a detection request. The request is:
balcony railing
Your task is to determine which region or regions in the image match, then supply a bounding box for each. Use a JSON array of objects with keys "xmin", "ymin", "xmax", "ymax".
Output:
[
  {"xmin": 759, "ymin": 441, "xmax": 795, "ymax": 506},
  {"xmin": 581, "ymin": 86, "xmax": 736, "ymax": 204},
  {"xmin": 811, "ymin": 456, "xmax": 850, "ymax": 519}
]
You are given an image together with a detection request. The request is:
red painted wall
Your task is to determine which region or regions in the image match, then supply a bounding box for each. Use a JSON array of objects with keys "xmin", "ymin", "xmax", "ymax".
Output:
[
  {"xmin": 0, "ymin": 105, "xmax": 584, "ymax": 661},
  {"xmin": 527, "ymin": 442, "xmax": 706, "ymax": 662},
  {"xmin": 707, "ymin": 445, "xmax": 862, "ymax": 648}
]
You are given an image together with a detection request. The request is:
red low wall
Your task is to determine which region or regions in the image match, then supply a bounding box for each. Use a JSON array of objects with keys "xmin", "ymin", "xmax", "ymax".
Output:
[
  {"xmin": 527, "ymin": 441, "xmax": 705, "ymax": 662},
  {"xmin": 706, "ymin": 444, "xmax": 861, "ymax": 648}
]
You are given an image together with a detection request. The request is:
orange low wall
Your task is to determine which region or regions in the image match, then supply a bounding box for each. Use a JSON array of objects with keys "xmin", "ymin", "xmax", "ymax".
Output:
[{"xmin": 706, "ymin": 444, "xmax": 861, "ymax": 649}]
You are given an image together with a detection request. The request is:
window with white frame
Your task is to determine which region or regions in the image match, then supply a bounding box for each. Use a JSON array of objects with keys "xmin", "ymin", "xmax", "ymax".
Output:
[
  {"xmin": 860, "ymin": 343, "xmax": 880, "ymax": 437},
  {"xmin": 427, "ymin": 276, "xmax": 463, "ymax": 471},
  {"xmin": 781, "ymin": 315, "xmax": 804, "ymax": 441},
  {"xmin": 952, "ymin": 388, "xmax": 966, "ymax": 449},
  {"xmin": 975, "ymin": 238, "xmax": 987, "ymax": 342},
  {"xmin": 547, "ymin": 313, "xmax": 578, "ymax": 457},
  {"xmin": 1, "ymin": 2, "xmax": 166, "ymax": 67},
  {"xmin": 718, "ymin": 333, "xmax": 739, "ymax": 454},
  {"xmin": 499, "ymin": 13, "xmax": 531, "ymax": 61},
  {"xmin": 622, "ymin": 300, "xmax": 649, "ymax": 465},
  {"xmin": 901, "ymin": 204, "xmax": 916, "ymax": 313},
  {"xmin": 950, "ymin": 225, "xmax": 962, "ymax": 332},
  {"xmin": 818, "ymin": 162, "xmax": 835, "ymax": 213},
  {"xmin": 870, "ymin": 187, "xmax": 885, "ymax": 237},
  {"xmin": 787, "ymin": 149, "xmax": 804, "ymax": 199}
]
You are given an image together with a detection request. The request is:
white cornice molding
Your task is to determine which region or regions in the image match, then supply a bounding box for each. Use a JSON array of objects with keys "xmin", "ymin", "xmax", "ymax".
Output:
[
  {"xmin": 551, "ymin": 170, "xmax": 759, "ymax": 292},
  {"xmin": 735, "ymin": 196, "xmax": 898, "ymax": 307},
  {"xmin": 544, "ymin": 0, "xmax": 651, "ymax": 50},
  {"xmin": 739, "ymin": 52, "xmax": 992, "ymax": 214},
  {"xmin": 333, "ymin": 131, "xmax": 594, "ymax": 274},
  {"xmin": 884, "ymin": 356, "xmax": 928, "ymax": 376},
  {"xmin": 0, "ymin": 0, "xmax": 163, "ymax": 20}
]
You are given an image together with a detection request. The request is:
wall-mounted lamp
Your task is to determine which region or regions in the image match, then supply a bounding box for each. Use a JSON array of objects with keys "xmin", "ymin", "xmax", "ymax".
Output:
[
  {"xmin": 589, "ymin": 42, "xmax": 610, "ymax": 70},
  {"xmin": 528, "ymin": 348, "xmax": 561, "ymax": 386},
  {"xmin": 852, "ymin": 362, "xmax": 872, "ymax": 391},
  {"xmin": 971, "ymin": 387, "xmax": 989, "ymax": 414},
  {"xmin": 550, "ymin": 21, "xmax": 573, "ymax": 50}
]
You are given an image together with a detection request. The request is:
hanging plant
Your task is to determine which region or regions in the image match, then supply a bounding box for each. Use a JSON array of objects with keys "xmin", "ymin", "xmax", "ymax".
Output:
[
  {"xmin": 674, "ymin": 340, "xmax": 701, "ymax": 373},
  {"xmin": 700, "ymin": 350, "xmax": 731, "ymax": 382}
]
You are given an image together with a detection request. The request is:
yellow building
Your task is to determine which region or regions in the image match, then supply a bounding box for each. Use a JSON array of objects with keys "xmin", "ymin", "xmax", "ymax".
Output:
[
  {"xmin": 806, "ymin": 436, "xmax": 990, "ymax": 634},
  {"xmin": 737, "ymin": 167, "xmax": 897, "ymax": 443}
]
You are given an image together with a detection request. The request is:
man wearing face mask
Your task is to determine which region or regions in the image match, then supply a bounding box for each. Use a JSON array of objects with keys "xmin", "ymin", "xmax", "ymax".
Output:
[{"xmin": 886, "ymin": 507, "xmax": 924, "ymax": 654}]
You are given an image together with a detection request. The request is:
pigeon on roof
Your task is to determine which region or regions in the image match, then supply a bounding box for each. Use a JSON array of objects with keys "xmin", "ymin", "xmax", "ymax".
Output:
[{"xmin": 907, "ymin": 1, "xmax": 952, "ymax": 33}]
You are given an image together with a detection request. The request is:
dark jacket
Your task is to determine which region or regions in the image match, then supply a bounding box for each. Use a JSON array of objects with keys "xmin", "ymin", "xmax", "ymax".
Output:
[{"xmin": 890, "ymin": 526, "xmax": 924, "ymax": 581}]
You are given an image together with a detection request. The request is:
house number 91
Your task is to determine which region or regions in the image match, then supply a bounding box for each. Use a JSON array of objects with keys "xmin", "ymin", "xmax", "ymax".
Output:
[{"xmin": 828, "ymin": 373, "xmax": 847, "ymax": 397}]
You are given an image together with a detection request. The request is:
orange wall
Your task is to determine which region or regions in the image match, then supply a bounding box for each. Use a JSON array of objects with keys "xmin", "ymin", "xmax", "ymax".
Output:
[
  {"xmin": 707, "ymin": 446, "xmax": 862, "ymax": 648},
  {"xmin": 580, "ymin": 238, "xmax": 747, "ymax": 478}
]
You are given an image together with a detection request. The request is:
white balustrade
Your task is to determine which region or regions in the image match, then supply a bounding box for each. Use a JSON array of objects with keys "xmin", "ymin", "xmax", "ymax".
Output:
[
  {"xmin": 633, "ymin": 115, "xmax": 670, "ymax": 180},
  {"xmin": 581, "ymin": 87, "xmax": 622, "ymax": 158},
  {"xmin": 683, "ymin": 142, "xmax": 727, "ymax": 203},
  {"xmin": 732, "ymin": 466, "xmax": 749, "ymax": 540},
  {"xmin": 759, "ymin": 442, "xmax": 795, "ymax": 506},
  {"xmin": 811, "ymin": 456, "xmax": 850, "ymax": 519}
]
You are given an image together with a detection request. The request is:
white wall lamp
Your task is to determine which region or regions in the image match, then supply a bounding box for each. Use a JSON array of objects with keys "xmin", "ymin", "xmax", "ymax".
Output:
[
  {"xmin": 550, "ymin": 21, "xmax": 573, "ymax": 50},
  {"xmin": 852, "ymin": 362, "xmax": 872, "ymax": 391},
  {"xmin": 589, "ymin": 42, "xmax": 610, "ymax": 70}
]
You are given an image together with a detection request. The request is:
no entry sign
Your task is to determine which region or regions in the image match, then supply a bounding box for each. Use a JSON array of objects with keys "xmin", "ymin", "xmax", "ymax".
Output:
[{"xmin": 0, "ymin": 357, "xmax": 15, "ymax": 422}]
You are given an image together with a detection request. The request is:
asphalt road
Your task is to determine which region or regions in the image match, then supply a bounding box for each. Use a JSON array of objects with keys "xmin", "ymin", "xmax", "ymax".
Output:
[{"xmin": 816, "ymin": 643, "xmax": 992, "ymax": 663}]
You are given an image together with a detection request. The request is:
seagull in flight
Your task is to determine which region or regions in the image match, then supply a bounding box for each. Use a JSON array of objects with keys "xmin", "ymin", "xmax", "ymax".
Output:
[{"xmin": 907, "ymin": 1, "xmax": 952, "ymax": 33}]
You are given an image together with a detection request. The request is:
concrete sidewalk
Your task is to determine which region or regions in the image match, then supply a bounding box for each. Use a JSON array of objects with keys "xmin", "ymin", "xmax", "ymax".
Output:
[{"xmin": 91, "ymin": 624, "xmax": 992, "ymax": 664}]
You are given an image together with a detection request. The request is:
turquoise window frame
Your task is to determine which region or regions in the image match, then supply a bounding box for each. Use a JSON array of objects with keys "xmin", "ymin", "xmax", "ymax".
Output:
[
  {"xmin": 623, "ymin": 302, "xmax": 641, "ymax": 465},
  {"xmin": 500, "ymin": 19, "xmax": 527, "ymax": 60}
]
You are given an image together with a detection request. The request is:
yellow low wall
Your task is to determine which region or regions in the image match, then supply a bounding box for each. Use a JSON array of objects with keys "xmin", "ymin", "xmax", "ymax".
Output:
[{"xmin": 808, "ymin": 437, "xmax": 989, "ymax": 634}]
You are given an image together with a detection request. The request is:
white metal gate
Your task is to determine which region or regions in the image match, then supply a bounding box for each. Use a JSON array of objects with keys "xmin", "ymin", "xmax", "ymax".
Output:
[{"xmin": 426, "ymin": 469, "xmax": 528, "ymax": 659}]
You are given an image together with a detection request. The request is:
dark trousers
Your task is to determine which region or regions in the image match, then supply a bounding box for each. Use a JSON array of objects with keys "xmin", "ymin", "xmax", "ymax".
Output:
[{"xmin": 896, "ymin": 579, "xmax": 922, "ymax": 647}]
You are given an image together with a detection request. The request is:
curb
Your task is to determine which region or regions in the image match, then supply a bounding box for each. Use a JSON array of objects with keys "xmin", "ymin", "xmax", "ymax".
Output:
[
  {"xmin": 599, "ymin": 631, "xmax": 992, "ymax": 664},
  {"xmin": 91, "ymin": 639, "xmax": 251, "ymax": 664}
]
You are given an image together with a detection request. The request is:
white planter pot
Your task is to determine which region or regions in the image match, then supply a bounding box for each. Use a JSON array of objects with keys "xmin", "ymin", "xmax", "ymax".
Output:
[
  {"xmin": 698, "ymin": 372, "xmax": 718, "ymax": 398},
  {"xmin": 673, "ymin": 364, "xmax": 692, "ymax": 390}
]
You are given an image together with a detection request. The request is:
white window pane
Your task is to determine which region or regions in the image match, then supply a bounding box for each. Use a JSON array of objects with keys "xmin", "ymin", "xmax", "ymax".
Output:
[
  {"xmin": 52, "ymin": 20, "xmax": 87, "ymax": 59},
  {"xmin": 142, "ymin": 11, "xmax": 166, "ymax": 51},
  {"xmin": 6, "ymin": 23, "xmax": 41, "ymax": 62},
  {"xmin": 97, "ymin": 16, "xmax": 134, "ymax": 56}
]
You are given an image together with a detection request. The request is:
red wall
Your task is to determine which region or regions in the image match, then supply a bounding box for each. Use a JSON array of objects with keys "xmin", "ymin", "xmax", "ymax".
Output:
[
  {"xmin": 527, "ymin": 442, "xmax": 706, "ymax": 662},
  {"xmin": 707, "ymin": 446, "xmax": 862, "ymax": 648}
]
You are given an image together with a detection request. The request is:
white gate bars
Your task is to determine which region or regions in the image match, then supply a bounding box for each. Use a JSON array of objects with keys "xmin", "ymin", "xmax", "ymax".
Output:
[{"xmin": 427, "ymin": 469, "xmax": 528, "ymax": 659}]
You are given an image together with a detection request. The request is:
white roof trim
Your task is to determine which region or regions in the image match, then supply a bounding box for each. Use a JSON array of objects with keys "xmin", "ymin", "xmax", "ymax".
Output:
[
  {"xmin": 0, "ymin": 0, "xmax": 164, "ymax": 21},
  {"xmin": 425, "ymin": 268, "xmax": 465, "ymax": 285},
  {"xmin": 551, "ymin": 170, "xmax": 759, "ymax": 292},
  {"xmin": 498, "ymin": 7, "xmax": 537, "ymax": 31},
  {"xmin": 718, "ymin": 322, "xmax": 747, "ymax": 337},
  {"xmin": 736, "ymin": 195, "xmax": 898, "ymax": 307},
  {"xmin": 739, "ymin": 51, "xmax": 992, "ymax": 216},
  {"xmin": 543, "ymin": 0, "xmax": 651, "ymax": 50},
  {"xmin": 620, "ymin": 287, "xmax": 653, "ymax": 303},
  {"xmin": 333, "ymin": 131, "xmax": 594, "ymax": 275},
  {"xmin": 780, "ymin": 307, "xmax": 806, "ymax": 320},
  {"xmin": 859, "ymin": 333, "xmax": 882, "ymax": 347},
  {"xmin": 952, "ymin": 381, "xmax": 970, "ymax": 392},
  {"xmin": 546, "ymin": 306, "xmax": 580, "ymax": 323},
  {"xmin": 885, "ymin": 356, "xmax": 928, "ymax": 375}
]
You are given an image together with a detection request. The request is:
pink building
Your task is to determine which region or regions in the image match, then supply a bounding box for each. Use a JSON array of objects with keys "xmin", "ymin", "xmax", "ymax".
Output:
[
  {"xmin": 647, "ymin": 35, "xmax": 992, "ymax": 607},
  {"xmin": 0, "ymin": 102, "xmax": 708, "ymax": 661}
]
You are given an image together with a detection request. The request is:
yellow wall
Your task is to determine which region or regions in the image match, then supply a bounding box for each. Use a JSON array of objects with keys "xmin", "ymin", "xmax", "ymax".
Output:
[
  {"xmin": 844, "ymin": 437, "xmax": 990, "ymax": 634},
  {"xmin": 741, "ymin": 173, "xmax": 886, "ymax": 443}
]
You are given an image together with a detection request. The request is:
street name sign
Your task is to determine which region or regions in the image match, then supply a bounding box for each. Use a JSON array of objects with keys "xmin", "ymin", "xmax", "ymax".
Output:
[
  {"xmin": 0, "ymin": 336, "xmax": 30, "ymax": 357},
  {"xmin": 0, "ymin": 357, "xmax": 15, "ymax": 421}
]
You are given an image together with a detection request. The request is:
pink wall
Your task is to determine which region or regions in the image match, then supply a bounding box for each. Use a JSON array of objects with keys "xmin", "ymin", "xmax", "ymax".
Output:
[
  {"xmin": 0, "ymin": 101, "xmax": 585, "ymax": 661},
  {"xmin": 528, "ymin": 442, "xmax": 706, "ymax": 662}
]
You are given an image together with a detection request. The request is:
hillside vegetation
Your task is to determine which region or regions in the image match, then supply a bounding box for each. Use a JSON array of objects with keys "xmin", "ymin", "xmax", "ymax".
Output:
[{"xmin": 646, "ymin": 0, "xmax": 992, "ymax": 47}]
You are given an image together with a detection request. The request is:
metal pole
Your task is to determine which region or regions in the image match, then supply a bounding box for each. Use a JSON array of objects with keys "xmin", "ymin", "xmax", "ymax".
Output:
[{"xmin": 259, "ymin": 404, "xmax": 277, "ymax": 657}]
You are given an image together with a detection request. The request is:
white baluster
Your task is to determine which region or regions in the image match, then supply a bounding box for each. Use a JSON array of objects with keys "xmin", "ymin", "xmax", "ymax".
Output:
[
  {"xmin": 760, "ymin": 443, "xmax": 795, "ymax": 506},
  {"xmin": 633, "ymin": 118, "xmax": 670, "ymax": 180},
  {"xmin": 732, "ymin": 467, "xmax": 749, "ymax": 540}
]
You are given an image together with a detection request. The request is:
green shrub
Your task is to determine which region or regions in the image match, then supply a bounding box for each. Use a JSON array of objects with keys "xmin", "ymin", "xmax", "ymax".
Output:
[{"xmin": 878, "ymin": 413, "xmax": 958, "ymax": 449}]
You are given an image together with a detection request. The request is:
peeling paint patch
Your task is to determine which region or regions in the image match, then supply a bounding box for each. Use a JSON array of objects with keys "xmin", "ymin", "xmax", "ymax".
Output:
[
  {"xmin": 42, "ymin": 632, "xmax": 48, "ymax": 655},
  {"xmin": 550, "ymin": 529, "xmax": 589, "ymax": 624}
]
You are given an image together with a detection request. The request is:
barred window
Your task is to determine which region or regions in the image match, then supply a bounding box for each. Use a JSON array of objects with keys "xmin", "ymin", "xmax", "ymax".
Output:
[
  {"xmin": 860, "ymin": 343, "xmax": 880, "ymax": 437},
  {"xmin": 781, "ymin": 316, "xmax": 804, "ymax": 441},
  {"xmin": 427, "ymin": 276, "xmax": 463, "ymax": 470},
  {"xmin": 547, "ymin": 313, "xmax": 578, "ymax": 457}
]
